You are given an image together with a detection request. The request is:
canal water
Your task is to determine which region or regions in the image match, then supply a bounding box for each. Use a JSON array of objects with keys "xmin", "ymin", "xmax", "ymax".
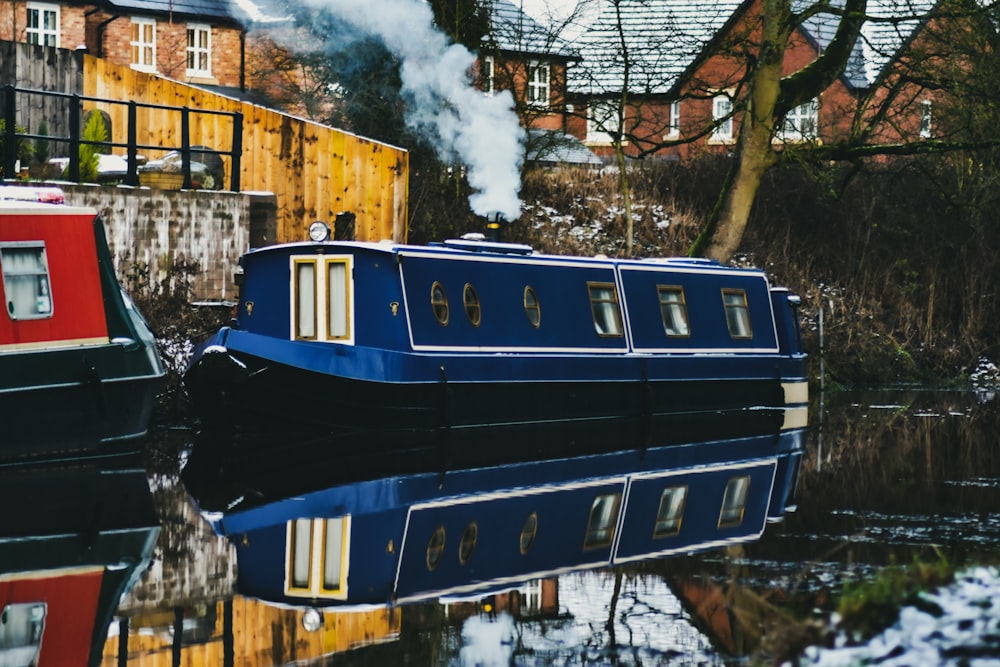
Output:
[{"xmin": 96, "ymin": 390, "xmax": 1000, "ymax": 665}]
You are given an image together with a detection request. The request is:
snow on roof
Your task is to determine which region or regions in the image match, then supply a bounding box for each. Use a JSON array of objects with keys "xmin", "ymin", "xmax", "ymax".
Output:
[
  {"xmin": 568, "ymin": 0, "xmax": 935, "ymax": 96},
  {"xmin": 105, "ymin": 0, "xmax": 244, "ymax": 22},
  {"xmin": 488, "ymin": 0, "xmax": 581, "ymax": 58}
]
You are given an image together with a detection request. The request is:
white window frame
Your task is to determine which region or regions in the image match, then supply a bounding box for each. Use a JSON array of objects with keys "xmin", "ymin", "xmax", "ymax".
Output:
[
  {"xmin": 919, "ymin": 99, "xmax": 932, "ymax": 139},
  {"xmin": 481, "ymin": 55, "xmax": 494, "ymax": 96},
  {"xmin": 586, "ymin": 100, "xmax": 621, "ymax": 144},
  {"xmin": 667, "ymin": 99, "xmax": 680, "ymax": 138},
  {"xmin": 778, "ymin": 99, "xmax": 818, "ymax": 142},
  {"xmin": 186, "ymin": 23, "xmax": 212, "ymax": 77},
  {"xmin": 711, "ymin": 94, "xmax": 733, "ymax": 142},
  {"xmin": 130, "ymin": 17, "xmax": 157, "ymax": 73},
  {"xmin": 527, "ymin": 60, "xmax": 550, "ymax": 108},
  {"xmin": 26, "ymin": 2, "xmax": 59, "ymax": 47}
]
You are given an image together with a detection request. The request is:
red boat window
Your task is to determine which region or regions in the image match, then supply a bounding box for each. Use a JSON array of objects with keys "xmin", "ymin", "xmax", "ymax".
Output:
[{"xmin": 1, "ymin": 242, "xmax": 53, "ymax": 321}]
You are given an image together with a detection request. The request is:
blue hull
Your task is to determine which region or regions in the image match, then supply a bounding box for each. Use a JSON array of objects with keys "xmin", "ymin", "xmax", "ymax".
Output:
[{"xmin": 187, "ymin": 427, "xmax": 805, "ymax": 608}]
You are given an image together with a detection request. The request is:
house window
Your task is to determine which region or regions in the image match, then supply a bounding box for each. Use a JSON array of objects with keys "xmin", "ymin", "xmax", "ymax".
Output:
[
  {"xmin": 719, "ymin": 476, "xmax": 751, "ymax": 527},
  {"xmin": 26, "ymin": 2, "xmax": 59, "ymax": 47},
  {"xmin": 285, "ymin": 517, "xmax": 350, "ymax": 597},
  {"xmin": 130, "ymin": 18, "xmax": 156, "ymax": 72},
  {"xmin": 653, "ymin": 486, "xmax": 688, "ymax": 538},
  {"xmin": 1, "ymin": 243, "xmax": 53, "ymax": 321},
  {"xmin": 668, "ymin": 100, "xmax": 680, "ymax": 137},
  {"xmin": 587, "ymin": 282, "xmax": 623, "ymax": 337},
  {"xmin": 583, "ymin": 493, "xmax": 621, "ymax": 549},
  {"xmin": 657, "ymin": 285, "xmax": 690, "ymax": 337},
  {"xmin": 711, "ymin": 94, "xmax": 733, "ymax": 142},
  {"xmin": 587, "ymin": 100, "xmax": 621, "ymax": 144},
  {"xmin": 0, "ymin": 603, "xmax": 46, "ymax": 664},
  {"xmin": 186, "ymin": 24, "xmax": 211, "ymax": 77},
  {"xmin": 527, "ymin": 60, "xmax": 550, "ymax": 107},
  {"xmin": 920, "ymin": 100, "xmax": 932, "ymax": 139},
  {"xmin": 481, "ymin": 55, "xmax": 494, "ymax": 96},
  {"xmin": 780, "ymin": 99, "xmax": 818, "ymax": 141},
  {"xmin": 722, "ymin": 289, "xmax": 752, "ymax": 339}
]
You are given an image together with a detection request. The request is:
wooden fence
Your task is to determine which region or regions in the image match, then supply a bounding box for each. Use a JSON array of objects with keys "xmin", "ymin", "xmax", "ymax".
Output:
[{"xmin": 83, "ymin": 55, "xmax": 407, "ymax": 244}]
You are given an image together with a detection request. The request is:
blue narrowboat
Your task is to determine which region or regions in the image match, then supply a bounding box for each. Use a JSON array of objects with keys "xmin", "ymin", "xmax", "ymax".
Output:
[
  {"xmin": 188, "ymin": 424, "xmax": 805, "ymax": 609},
  {"xmin": 184, "ymin": 223, "xmax": 808, "ymax": 453}
]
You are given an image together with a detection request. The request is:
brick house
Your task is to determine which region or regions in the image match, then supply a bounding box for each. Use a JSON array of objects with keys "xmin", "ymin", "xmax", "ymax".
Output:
[
  {"xmin": 564, "ymin": 0, "xmax": 941, "ymax": 160},
  {"xmin": 0, "ymin": 0, "xmax": 247, "ymax": 88}
]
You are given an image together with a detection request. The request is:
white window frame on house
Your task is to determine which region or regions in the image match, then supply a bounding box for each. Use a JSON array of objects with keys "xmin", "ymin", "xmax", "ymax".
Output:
[
  {"xmin": 527, "ymin": 60, "xmax": 550, "ymax": 108},
  {"xmin": 586, "ymin": 100, "xmax": 622, "ymax": 144},
  {"xmin": 481, "ymin": 55, "xmax": 495, "ymax": 96},
  {"xmin": 186, "ymin": 23, "xmax": 211, "ymax": 77},
  {"xmin": 778, "ymin": 99, "xmax": 819, "ymax": 142},
  {"xmin": 130, "ymin": 17, "xmax": 156, "ymax": 72},
  {"xmin": 667, "ymin": 99, "xmax": 680, "ymax": 138},
  {"xmin": 711, "ymin": 94, "xmax": 733, "ymax": 142},
  {"xmin": 919, "ymin": 99, "xmax": 932, "ymax": 139},
  {"xmin": 26, "ymin": 2, "xmax": 59, "ymax": 47}
]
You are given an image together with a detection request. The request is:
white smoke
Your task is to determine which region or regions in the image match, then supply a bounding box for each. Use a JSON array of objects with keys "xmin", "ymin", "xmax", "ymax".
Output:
[{"xmin": 313, "ymin": 0, "xmax": 525, "ymax": 220}]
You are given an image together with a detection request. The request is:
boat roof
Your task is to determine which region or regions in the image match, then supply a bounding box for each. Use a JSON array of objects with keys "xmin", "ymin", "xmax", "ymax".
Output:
[{"xmin": 246, "ymin": 238, "xmax": 767, "ymax": 275}]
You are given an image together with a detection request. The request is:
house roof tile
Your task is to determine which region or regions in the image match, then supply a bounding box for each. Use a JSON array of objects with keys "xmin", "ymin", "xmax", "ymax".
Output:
[
  {"xmin": 567, "ymin": 0, "xmax": 934, "ymax": 95},
  {"xmin": 104, "ymin": 0, "xmax": 244, "ymax": 23},
  {"xmin": 488, "ymin": 0, "xmax": 581, "ymax": 58}
]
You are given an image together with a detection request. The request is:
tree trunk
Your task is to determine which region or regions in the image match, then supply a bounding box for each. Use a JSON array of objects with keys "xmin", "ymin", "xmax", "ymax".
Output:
[{"xmin": 704, "ymin": 0, "xmax": 787, "ymax": 262}]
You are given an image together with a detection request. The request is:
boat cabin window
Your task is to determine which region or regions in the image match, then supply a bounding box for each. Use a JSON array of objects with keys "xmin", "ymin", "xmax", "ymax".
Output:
[
  {"xmin": 0, "ymin": 603, "xmax": 45, "ymax": 662},
  {"xmin": 719, "ymin": 475, "xmax": 751, "ymax": 527},
  {"xmin": 653, "ymin": 485, "xmax": 688, "ymax": 538},
  {"xmin": 722, "ymin": 289, "xmax": 752, "ymax": 339},
  {"xmin": 588, "ymin": 283, "xmax": 623, "ymax": 337},
  {"xmin": 583, "ymin": 492, "xmax": 621, "ymax": 550},
  {"xmin": 520, "ymin": 512, "xmax": 538, "ymax": 554},
  {"xmin": 524, "ymin": 286, "xmax": 541, "ymax": 328},
  {"xmin": 292, "ymin": 256, "xmax": 353, "ymax": 343},
  {"xmin": 657, "ymin": 286, "xmax": 690, "ymax": 337},
  {"xmin": 431, "ymin": 282, "xmax": 449, "ymax": 326},
  {"xmin": 294, "ymin": 261, "xmax": 317, "ymax": 339},
  {"xmin": 459, "ymin": 521, "xmax": 478, "ymax": 564},
  {"xmin": 1, "ymin": 242, "xmax": 53, "ymax": 320},
  {"xmin": 327, "ymin": 260, "xmax": 351, "ymax": 339},
  {"xmin": 285, "ymin": 517, "xmax": 351, "ymax": 598},
  {"xmin": 463, "ymin": 284, "xmax": 481, "ymax": 327},
  {"xmin": 426, "ymin": 526, "xmax": 446, "ymax": 570}
]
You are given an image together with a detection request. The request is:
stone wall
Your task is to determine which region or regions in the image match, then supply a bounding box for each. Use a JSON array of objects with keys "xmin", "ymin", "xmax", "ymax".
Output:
[{"xmin": 59, "ymin": 184, "xmax": 277, "ymax": 302}]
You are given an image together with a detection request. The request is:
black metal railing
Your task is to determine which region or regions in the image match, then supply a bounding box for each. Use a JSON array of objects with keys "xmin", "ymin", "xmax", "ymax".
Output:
[{"xmin": 2, "ymin": 84, "xmax": 243, "ymax": 191}]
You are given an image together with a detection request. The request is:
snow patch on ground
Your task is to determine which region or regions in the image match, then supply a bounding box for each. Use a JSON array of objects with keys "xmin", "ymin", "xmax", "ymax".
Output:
[{"xmin": 799, "ymin": 566, "xmax": 1000, "ymax": 666}]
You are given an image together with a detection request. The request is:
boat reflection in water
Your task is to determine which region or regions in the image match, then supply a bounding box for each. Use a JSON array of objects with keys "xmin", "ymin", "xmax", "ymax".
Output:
[
  {"xmin": 0, "ymin": 458, "xmax": 159, "ymax": 667},
  {"xmin": 183, "ymin": 415, "xmax": 805, "ymax": 617}
]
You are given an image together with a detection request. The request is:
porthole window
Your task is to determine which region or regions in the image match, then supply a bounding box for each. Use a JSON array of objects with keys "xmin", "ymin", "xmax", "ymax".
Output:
[
  {"xmin": 520, "ymin": 512, "xmax": 538, "ymax": 554},
  {"xmin": 426, "ymin": 526, "xmax": 446, "ymax": 570},
  {"xmin": 722, "ymin": 289, "xmax": 752, "ymax": 339},
  {"xmin": 430, "ymin": 282, "xmax": 449, "ymax": 326},
  {"xmin": 463, "ymin": 284, "xmax": 481, "ymax": 326},
  {"xmin": 458, "ymin": 522, "xmax": 478, "ymax": 564},
  {"xmin": 523, "ymin": 286, "xmax": 541, "ymax": 328}
]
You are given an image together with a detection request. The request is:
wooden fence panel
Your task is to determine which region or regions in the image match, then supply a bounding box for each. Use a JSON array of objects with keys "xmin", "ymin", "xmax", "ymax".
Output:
[{"xmin": 83, "ymin": 54, "xmax": 407, "ymax": 244}]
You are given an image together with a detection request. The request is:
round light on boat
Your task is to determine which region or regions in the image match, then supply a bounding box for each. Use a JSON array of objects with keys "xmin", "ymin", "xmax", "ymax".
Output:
[
  {"xmin": 302, "ymin": 608, "xmax": 323, "ymax": 632},
  {"xmin": 308, "ymin": 221, "xmax": 331, "ymax": 242}
]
